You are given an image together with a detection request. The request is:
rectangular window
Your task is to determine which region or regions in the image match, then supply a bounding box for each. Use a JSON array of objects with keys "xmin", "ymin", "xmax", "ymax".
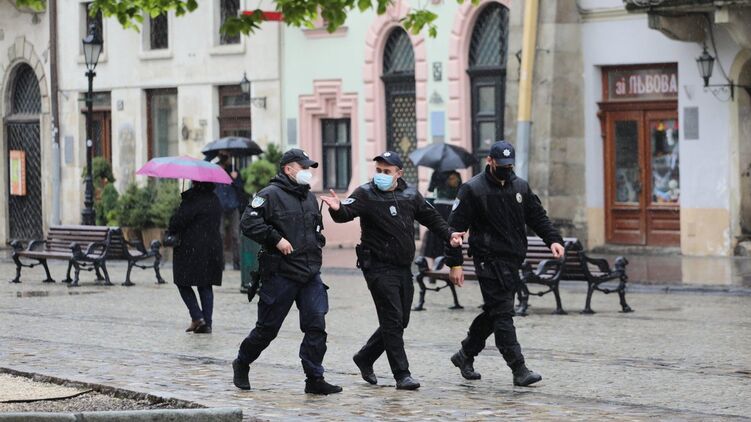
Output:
[
  {"xmin": 149, "ymin": 13, "xmax": 169, "ymax": 50},
  {"xmin": 218, "ymin": 85, "xmax": 251, "ymax": 138},
  {"xmin": 220, "ymin": 0, "xmax": 241, "ymax": 45},
  {"xmin": 322, "ymin": 118, "xmax": 351, "ymax": 191},
  {"xmin": 147, "ymin": 89, "xmax": 178, "ymax": 159}
]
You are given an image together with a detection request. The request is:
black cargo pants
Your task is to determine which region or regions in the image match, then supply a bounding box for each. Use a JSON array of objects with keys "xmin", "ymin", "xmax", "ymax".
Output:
[
  {"xmin": 356, "ymin": 263, "xmax": 414, "ymax": 381},
  {"xmin": 460, "ymin": 260, "xmax": 525, "ymax": 370}
]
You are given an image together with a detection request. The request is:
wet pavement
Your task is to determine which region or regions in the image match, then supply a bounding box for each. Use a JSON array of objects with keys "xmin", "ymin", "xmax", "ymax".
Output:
[{"xmin": 1, "ymin": 259, "xmax": 750, "ymax": 421}]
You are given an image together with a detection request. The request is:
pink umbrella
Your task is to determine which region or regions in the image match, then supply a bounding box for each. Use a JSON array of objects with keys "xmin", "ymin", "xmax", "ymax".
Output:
[{"xmin": 136, "ymin": 156, "xmax": 232, "ymax": 184}]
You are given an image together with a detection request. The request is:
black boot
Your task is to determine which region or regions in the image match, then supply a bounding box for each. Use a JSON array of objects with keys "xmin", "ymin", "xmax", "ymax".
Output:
[
  {"xmin": 512, "ymin": 365, "xmax": 542, "ymax": 387},
  {"xmin": 353, "ymin": 354, "xmax": 377, "ymax": 385},
  {"xmin": 305, "ymin": 377, "xmax": 343, "ymax": 395},
  {"xmin": 451, "ymin": 350, "xmax": 481, "ymax": 380},
  {"xmin": 395, "ymin": 376, "xmax": 420, "ymax": 390},
  {"xmin": 232, "ymin": 359, "xmax": 250, "ymax": 390}
]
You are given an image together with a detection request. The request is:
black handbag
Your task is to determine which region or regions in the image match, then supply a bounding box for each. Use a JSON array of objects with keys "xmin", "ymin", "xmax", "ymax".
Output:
[{"xmin": 163, "ymin": 232, "xmax": 181, "ymax": 247}]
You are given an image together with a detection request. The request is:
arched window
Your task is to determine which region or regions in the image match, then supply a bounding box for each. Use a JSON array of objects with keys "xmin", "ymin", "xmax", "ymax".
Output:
[
  {"xmin": 468, "ymin": 3, "xmax": 509, "ymax": 163},
  {"xmin": 382, "ymin": 28, "xmax": 418, "ymax": 184},
  {"xmin": 6, "ymin": 63, "xmax": 43, "ymax": 240}
]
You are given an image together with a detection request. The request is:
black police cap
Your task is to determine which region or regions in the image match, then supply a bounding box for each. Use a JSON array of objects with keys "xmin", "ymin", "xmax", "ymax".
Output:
[
  {"xmin": 373, "ymin": 151, "xmax": 403, "ymax": 169},
  {"xmin": 489, "ymin": 140, "xmax": 515, "ymax": 166},
  {"xmin": 280, "ymin": 148, "xmax": 318, "ymax": 168}
]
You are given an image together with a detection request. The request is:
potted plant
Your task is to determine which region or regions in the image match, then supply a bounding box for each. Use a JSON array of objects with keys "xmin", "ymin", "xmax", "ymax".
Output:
[
  {"xmin": 117, "ymin": 183, "xmax": 153, "ymax": 243},
  {"xmin": 82, "ymin": 157, "xmax": 116, "ymax": 202},
  {"xmin": 145, "ymin": 180, "xmax": 181, "ymax": 262}
]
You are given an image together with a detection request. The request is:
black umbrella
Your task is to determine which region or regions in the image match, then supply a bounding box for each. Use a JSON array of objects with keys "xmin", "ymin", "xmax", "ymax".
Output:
[
  {"xmin": 201, "ymin": 137, "xmax": 263, "ymax": 160},
  {"xmin": 408, "ymin": 143, "xmax": 477, "ymax": 172}
]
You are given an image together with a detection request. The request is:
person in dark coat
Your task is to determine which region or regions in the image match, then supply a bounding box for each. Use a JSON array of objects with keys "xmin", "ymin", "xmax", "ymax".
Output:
[
  {"xmin": 214, "ymin": 151, "xmax": 245, "ymax": 270},
  {"xmin": 421, "ymin": 170, "xmax": 462, "ymax": 258},
  {"xmin": 445, "ymin": 140, "xmax": 564, "ymax": 387},
  {"xmin": 167, "ymin": 181, "xmax": 223, "ymax": 334}
]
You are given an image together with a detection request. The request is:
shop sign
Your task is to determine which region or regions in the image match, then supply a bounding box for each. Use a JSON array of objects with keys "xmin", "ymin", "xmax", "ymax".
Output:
[
  {"xmin": 607, "ymin": 65, "xmax": 678, "ymax": 101},
  {"xmin": 9, "ymin": 150, "xmax": 26, "ymax": 196}
]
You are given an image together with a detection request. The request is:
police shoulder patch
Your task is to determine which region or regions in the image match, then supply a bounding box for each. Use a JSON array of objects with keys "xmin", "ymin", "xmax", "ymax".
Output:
[
  {"xmin": 342, "ymin": 197, "xmax": 356, "ymax": 205},
  {"xmin": 516, "ymin": 193, "xmax": 523, "ymax": 203},
  {"xmin": 251, "ymin": 196, "xmax": 266, "ymax": 208},
  {"xmin": 452, "ymin": 199, "xmax": 461, "ymax": 211}
]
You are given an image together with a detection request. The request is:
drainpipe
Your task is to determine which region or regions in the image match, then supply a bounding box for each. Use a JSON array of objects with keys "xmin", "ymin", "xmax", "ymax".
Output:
[
  {"xmin": 49, "ymin": 0, "xmax": 61, "ymax": 225},
  {"xmin": 515, "ymin": 0, "xmax": 540, "ymax": 181}
]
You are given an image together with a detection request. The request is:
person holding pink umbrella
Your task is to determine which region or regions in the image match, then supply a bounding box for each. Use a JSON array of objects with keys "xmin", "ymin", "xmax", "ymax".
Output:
[{"xmin": 137, "ymin": 156, "xmax": 230, "ymax": 334}]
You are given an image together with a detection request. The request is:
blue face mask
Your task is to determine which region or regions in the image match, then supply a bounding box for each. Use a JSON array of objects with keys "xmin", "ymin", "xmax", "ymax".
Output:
[{"xmin": 373, "ymin": 173, "xmax": 395, "ymax": 191}]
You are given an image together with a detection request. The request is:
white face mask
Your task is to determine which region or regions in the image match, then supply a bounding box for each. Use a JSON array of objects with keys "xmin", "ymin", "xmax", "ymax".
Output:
[{"xmin": 294, "ymin": 169, "xmax": 313, "ymax": 185}]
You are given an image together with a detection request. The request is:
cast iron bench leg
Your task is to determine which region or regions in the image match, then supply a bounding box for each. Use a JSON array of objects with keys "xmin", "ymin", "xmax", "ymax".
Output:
[
  {"xmin": 40, "ymin": 259, "xmax": 55, "ymax": 283},
  {"xmin": 99, "ymin": 261, "xmax": 113, "ymax": 286},
  {"xmin": 94, "ymin": 264, "xmax": 106, "ymax": 284},
  {"xmin": 70, "ymin": 262, "xmax": 81, "ymax": 287},
  {"xmin": 153, "ymin": 254, "xmax": 166, "ymax": 284},
  {"xmin": 551, "ymin": 282, "xmax": 567, "ymax": 315},
  {"xmin": 62, "ymin": 261, "xmax": 73, "ymax": 284},
  {"xmin": 122, "ymin": 260, "xmax": 135, "ymax": 287},
  {"xmin": 10, "ymin": 254, "xmax": 22, "ymax": 283},
  {"xmin": 515, "ymin": 284, "xmax": 530, "ymax": 316},
  {"xmin": 581, "ymin": 281, "xmax": 596, "ymax": 314},
  {"xmin": 617, "ymin": 277, "xmax": 633, "ymax": 313},
  {"xmin": 413, "ymin": 274, "xmax": 428, "ymax": 311},
  {"xmin": 448, "ymin": 282, "xmax": 463, "ymax": 309}
]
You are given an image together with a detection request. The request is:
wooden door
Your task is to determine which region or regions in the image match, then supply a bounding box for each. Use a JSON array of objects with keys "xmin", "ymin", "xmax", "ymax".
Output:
[
  {"xmin": 603, "ymin": 107, "xmax": 680, "ymax": 246},
  {"xmin": 90, "ymin": 111, "xmax": 112, "ymax": 162},
  {"xmin": 605, "ymin": 110, "xmax": 646, "ymax": 244},
  {"xmin": 644, "ymin": 110, "xmax": 680, "ymax": 245}
]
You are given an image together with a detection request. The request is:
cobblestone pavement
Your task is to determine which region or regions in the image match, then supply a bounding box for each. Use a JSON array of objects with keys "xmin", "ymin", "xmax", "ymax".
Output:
[{"xmin": 1, "ymin": 260, "xmax": 750, "ymax": 421}]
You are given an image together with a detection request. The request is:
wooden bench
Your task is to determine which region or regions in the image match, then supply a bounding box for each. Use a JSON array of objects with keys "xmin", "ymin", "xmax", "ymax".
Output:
[
  {"xmin": 9, "ymin": 225, "xmax": 113, "ymax": 286},
  {"xmin": 414, "ymin": 236, "xmax": 633, "ymax": 314},
  {"xmin": 107, "ymin": 228, "xmax": 165, "ymax": 286}
]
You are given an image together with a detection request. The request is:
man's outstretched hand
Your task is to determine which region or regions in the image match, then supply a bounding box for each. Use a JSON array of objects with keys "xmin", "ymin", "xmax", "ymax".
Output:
[
  {"xmin": 319, "ymin": 189, "xmax": 341, "ymax": 211},
  {"xmin": 550, "ymin": 242, "xmax": 565, "ymax": 258},
  {"xmin": 449, "ymin": 232, "xmax": 466, "ymax": 248},
  {"xmin": 449, "ymin": 266, "xmax": 464, "ymax": 287}
]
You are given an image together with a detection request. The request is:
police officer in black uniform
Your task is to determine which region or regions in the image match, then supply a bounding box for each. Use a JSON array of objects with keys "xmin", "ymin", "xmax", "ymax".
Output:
[
  {"xmin": 232, "ymin": 149, "xmax": 342, "ymax": 395},
  {"xmin": 321, "ymin": 151, "xmax": 464, "ymax": 390},
  {"xmin": 445, "ymin": 140, "xmax": 565, "ymax": 387}
]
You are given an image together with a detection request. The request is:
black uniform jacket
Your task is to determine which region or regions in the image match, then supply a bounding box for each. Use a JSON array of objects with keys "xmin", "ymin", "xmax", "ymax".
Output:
[
  {"xmin": 330, "ymin": 178, "xmax": 453, "ymax": 267},
  {"xmin": 240, "ymin": 173, "xmax": 324, "ymax": 283},
  {"xmin": 444, "ymin": 167, "xmax": 563, "ymax": 269}
]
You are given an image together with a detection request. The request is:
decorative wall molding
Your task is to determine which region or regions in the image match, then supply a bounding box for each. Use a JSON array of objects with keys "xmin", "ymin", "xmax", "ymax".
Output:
[
  {"xmin": 298, "ymin": 79, "xmax": 359, "ymax": 192},
  {"xmin": 362, "ymin": 0, "xmax": 428, "ymax": 173}
]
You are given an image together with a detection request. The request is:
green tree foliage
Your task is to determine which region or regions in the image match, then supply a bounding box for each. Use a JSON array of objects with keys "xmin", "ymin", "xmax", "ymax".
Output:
[
  {"xmin": 14, "ymin": 0, "xmax": 477, "ymax": 38},
  {"xmin": 241, "ymin": 159, "xmax": 277, "ymax": 196},
  {"xmin": 82, "ymin": 157, "xmax": 116, "ymax": 188},
  {"xmin": 262, "ymin": 142, "xmax": 283, "ymax": 167},
  {"xmin": 117, "ymin": 183, "xmax": 153, "ymax": 230},
  {"xmin": 149, "ymin": 180, "xmax": 181, "ymax": 228},
  {"xmin": 240, "ymin": 143, "xmax": 286, "ymax": 194},
  {"xmin": 96, "ymin": 183, "xmax": 120, "ymax": 226},
  {"xmin": 116, "ymin": 181, "xmax": 182, "ymax": 229}
]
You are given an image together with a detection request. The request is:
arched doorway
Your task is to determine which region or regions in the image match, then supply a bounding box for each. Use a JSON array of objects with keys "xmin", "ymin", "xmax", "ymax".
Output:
[
  {"xmin": 5, "ymin": 64, "xmax": 42, "ymax": 240},
  {"xmin": 468, "ymin": 2, "xmax": 509, "ymax": 166},
  {"xmin": 382, "ymin": 28, "xmax": 417, "ymax": 184}
]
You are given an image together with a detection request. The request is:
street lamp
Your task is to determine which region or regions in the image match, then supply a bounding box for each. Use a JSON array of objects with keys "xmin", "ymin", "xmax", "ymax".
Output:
[
  {"xmin": 695, "ymin": 47, "xmax": 714, "ymax": 87},
  {"xmin": 240, "ymin": 72, "xmax": 266, "ymax": 109},
  {"xmin": 695, "ymin": 46, "xmax": 750, "ymax": 101},
  {"xmin": 240, "ymin": 72, "xmax": 251, "ymax": 98},
  {"xmin": 81, "ymin": 23, "xmax": 103, "ymax": 225}
]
